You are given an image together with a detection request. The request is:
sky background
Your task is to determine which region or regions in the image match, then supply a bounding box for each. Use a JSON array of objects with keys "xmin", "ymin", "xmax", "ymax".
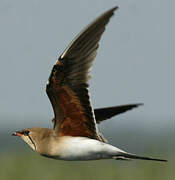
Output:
[{"xmin": 0, "ymin": 0, "xmax": 175, "ymax": 134}]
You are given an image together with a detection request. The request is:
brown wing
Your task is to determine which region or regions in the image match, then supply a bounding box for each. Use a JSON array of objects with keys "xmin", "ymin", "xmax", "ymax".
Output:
[{"xmin": 46, "ymin": 7, "xmax": 118, "ymax": 139}]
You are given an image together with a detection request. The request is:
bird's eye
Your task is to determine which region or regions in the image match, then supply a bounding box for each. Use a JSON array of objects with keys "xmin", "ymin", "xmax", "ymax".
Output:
[{"xmin": 22, "ymin": 130, "xmax": 30, "ymax": 136}]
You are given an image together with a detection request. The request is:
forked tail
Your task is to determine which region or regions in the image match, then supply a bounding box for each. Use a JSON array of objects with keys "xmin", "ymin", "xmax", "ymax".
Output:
[{"xmin": 113, "ymin": 152, "xmax": 167, "ymax": 162}]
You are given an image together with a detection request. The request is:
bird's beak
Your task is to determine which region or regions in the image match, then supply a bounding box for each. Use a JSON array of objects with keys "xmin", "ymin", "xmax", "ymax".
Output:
[{"xmin": 12, "ymin": 132, "xmax": 22, "ymax": 136}]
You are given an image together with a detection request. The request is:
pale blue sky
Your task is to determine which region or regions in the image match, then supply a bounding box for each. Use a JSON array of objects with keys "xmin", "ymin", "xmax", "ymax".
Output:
[{"xmin": 0, "ymin": 0, "xmax": 175, "ymax": 129}]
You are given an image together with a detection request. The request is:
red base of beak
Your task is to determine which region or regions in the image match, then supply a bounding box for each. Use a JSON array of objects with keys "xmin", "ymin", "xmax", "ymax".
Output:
[{"xmin": 12, "ymin": 132, "xmax": 22, "ymax": 136}]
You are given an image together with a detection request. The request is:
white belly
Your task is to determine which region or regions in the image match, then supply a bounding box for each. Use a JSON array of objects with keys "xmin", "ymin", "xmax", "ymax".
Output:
[{"xmin": 49, "ymin": 136, "xmax": 126, "ymax": 161}]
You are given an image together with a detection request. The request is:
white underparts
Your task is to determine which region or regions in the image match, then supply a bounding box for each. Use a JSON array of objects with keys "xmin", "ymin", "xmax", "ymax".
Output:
[{"xmin": 48, "ymin": 136, "xmax": 126, "ymax": 161}]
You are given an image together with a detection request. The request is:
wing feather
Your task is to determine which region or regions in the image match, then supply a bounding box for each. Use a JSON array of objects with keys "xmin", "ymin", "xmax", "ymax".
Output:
[
  {"xmin": 46, "ymin": 7, "xmax": 118, "ymax": 139},
  {"xmin": 94, "ymin": 104, "xmax": 143, "ymax": 123}
]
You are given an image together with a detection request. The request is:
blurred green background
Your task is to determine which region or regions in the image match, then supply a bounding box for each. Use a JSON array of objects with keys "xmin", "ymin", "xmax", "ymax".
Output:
[{"xmin": 1, "ymin": 116, "xmax": 174, "ymax": 180}]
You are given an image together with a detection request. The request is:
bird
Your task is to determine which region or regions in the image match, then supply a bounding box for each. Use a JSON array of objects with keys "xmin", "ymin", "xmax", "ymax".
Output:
[{"xmin": 12, "ymin": 6, "xmax": 167, "ymax": 162}]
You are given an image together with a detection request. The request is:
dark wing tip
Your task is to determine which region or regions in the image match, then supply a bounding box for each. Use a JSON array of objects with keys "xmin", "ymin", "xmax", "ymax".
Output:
[
  {"xmin": 126, "ymin": 103, "xmax": 144, "ymax": 109},
  {"xmin": 119, "ymin": 103, "xmax": 144, "ymax": 109},
  {"xmin": 102, "ymin": 6, "xmax": 119, "ymax": 18},
  {"xmin": 134, "ymin": 103, "xmax": 144, "ymax": 107},
  {"xmin": 111, "ymin": 6, "xmax": 119, "ymax": 11}
]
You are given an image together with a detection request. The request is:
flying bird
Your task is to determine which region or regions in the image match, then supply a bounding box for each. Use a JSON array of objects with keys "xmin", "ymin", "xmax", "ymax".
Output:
[{"xmin": 12, "ymin": 7, "xmax": 166, "ymax": 162}]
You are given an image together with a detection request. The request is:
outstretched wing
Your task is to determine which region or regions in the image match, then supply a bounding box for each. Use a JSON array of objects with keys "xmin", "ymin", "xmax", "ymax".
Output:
[
  {"xmin": 95, "ymin": 103, "xmax": 143, "ymax": 123},
  {"xmin": 46, "ymin": 7, "xmax": 118, "ymax": 139}
]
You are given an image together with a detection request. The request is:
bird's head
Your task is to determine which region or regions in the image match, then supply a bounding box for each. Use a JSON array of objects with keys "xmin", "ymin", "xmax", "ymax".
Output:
[
  {"xmin": 12, "ymin": 127, "xmax": 54, "ymax": 153},
  {"xmin": 12, "ymin": 128, "xmax": 38, "ymax": 151}
]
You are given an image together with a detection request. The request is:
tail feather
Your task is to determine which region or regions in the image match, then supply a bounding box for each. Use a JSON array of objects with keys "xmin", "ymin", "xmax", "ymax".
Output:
[{"xmin": 114, "ymin": 152, "xmax": 167, "ymax": 162}]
